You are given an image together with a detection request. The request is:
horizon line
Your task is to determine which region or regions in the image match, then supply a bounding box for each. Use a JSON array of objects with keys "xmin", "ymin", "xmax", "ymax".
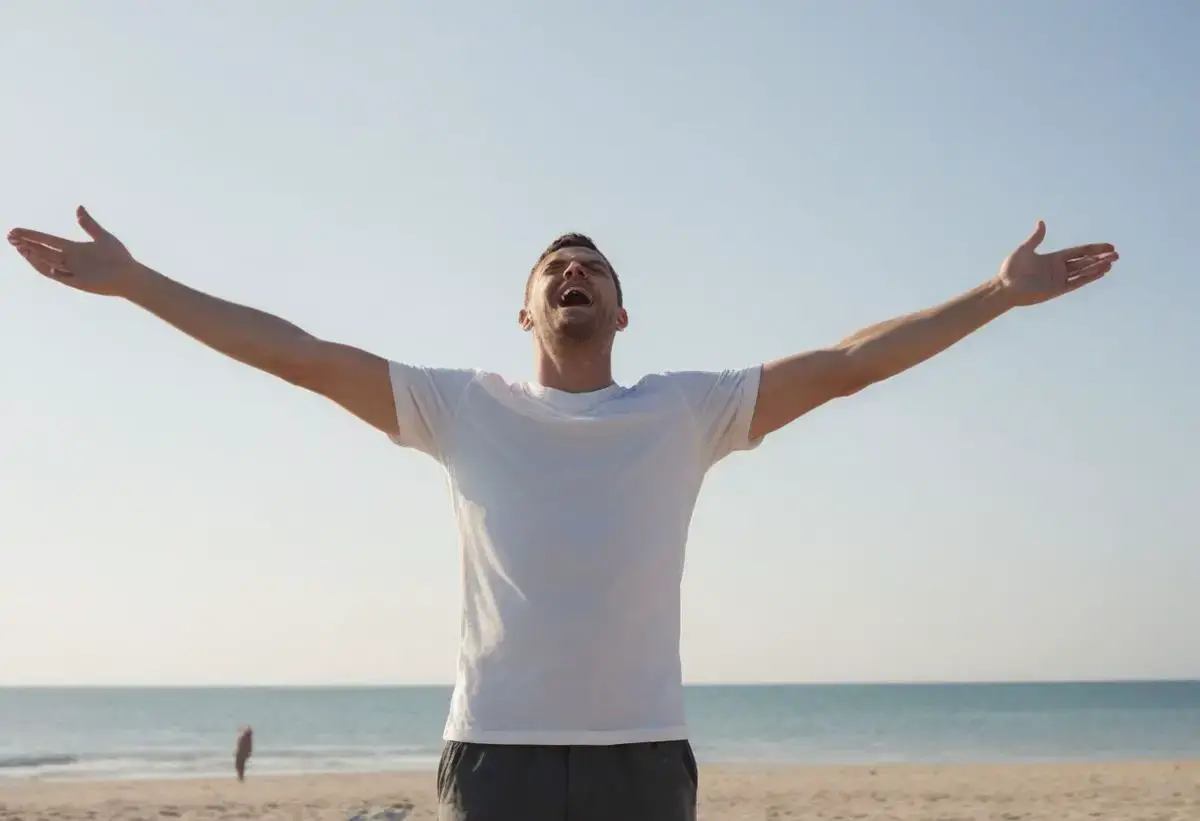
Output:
[{"xmin": 4, "ymin": 677, "xmax": 1198, "ymax": 690}]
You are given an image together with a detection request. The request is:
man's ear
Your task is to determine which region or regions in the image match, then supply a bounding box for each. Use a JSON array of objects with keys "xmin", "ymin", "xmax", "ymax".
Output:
[
  {"xmin": 518, "ymin": 307, "xmax": 534, "ymax": 331},
  {"xmin": 616, "ymin": 308, "xmax": 629, "ymax": 332}
]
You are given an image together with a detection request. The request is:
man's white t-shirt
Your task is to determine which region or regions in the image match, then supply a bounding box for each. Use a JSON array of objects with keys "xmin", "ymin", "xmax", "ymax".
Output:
[{"xmin": 388, "ymin": 362, "xmax": 763, "ymax": 745}]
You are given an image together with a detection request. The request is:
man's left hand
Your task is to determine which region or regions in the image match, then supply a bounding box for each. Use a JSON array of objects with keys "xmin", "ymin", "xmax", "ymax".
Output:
[{"xmin": 997, "ymin": 220, "xmax": 1119, "ymax": 307}]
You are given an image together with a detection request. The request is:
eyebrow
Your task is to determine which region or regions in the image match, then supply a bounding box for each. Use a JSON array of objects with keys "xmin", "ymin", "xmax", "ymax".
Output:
[{"xmin": 544, "ymin": 255, "xmax": 609, "ymax": 272}]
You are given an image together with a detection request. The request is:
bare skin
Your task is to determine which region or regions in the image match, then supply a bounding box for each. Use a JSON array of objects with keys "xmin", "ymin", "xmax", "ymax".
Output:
[
  {"xmin": 749, "ymin": 221, "xmax": 1117, "ymax": 439},
  {"xmin": 7, "ymin": 207, "xmax": 399, "ymax": 435},
  {"xmin": 6, "ymin": 208, "xmax": 1118, "ymax": 443},
  {"xmin": 518, "ymin": 245, "xmax": 628, "ymax": 393}
]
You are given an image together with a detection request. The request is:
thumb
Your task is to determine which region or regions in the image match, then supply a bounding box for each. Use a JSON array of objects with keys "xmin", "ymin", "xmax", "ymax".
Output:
[
  {"xmin": 76, "ymin": 205, "xmax": 112, "ymax": 240},
  {"xmin": 1019, "ymin": 219, "xmax": 1046, "ymax": 252}
]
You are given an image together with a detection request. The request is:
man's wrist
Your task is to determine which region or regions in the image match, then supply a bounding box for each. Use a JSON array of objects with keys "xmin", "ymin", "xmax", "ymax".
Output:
[
  {"xmin": 115, "ymin": 261, "xmax": 162, "ymax": 304},
  {"xmin": 979, "ymin": 276, "xmax": 1019, "ymax": 315}
]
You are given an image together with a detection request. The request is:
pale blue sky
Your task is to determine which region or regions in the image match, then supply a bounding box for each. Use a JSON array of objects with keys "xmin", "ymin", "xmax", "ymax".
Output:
[{"xmin": 1, "ymin": 2, "xmax": 1195, "ymax": 686}]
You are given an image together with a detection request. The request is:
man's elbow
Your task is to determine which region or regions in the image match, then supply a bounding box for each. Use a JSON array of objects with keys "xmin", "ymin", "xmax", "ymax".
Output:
[
  {"xmin": 821, "ymin": 347, "xmax": 875, "ymax": 398},
  {"xmin": 268, "ymin": 345, "xmax": 324, "ymax": 390},
  {"xmin": 830, "ymin": 340, "xmax": 901, "ymax": 397},
  {"xmin": 266, "ymin": 338, "xmax": 350, "ymax": 394},
  {"xmin": 835, "ymin": 369, "xmax": 873, "ymax": 398}
]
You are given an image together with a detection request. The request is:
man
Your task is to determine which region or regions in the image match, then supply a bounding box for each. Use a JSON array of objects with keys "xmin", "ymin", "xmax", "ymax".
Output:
[
  {"xmin": 8, "ymin": 208, "xmax": 1117, "ymax": 820},
  {"xmin": 235, "ymin": 725, "xmax": 253, "ymax": 782}
]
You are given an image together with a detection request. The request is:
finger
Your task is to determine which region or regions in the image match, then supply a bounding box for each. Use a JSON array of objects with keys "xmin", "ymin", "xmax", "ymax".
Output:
[
  {"xmin": 6, "ymin": 228, "xmax": 74, "ymax": 249},
  {"xmin": 12, "ymin": 243, "xmax": 71, "ymax": 279},
  {"xmin": 1019, "ymin": 219, "xmax": 1047, "ymax": 251},
  {"xmin": 76, "ymin": 205, "xmax": 112, "ymax": 240},
  {"xmin": 1065, "ymin": 267, "xmax": 1108, "ymax": 292},
  {"xmin": 1055, "ymin": 243, "xmax": 1116, "ymax": 261},
  {"xmin": 1066, "ymin": 258, "xmax": 1113, "ymax": 285},
  {"xmin": 13, "ymin": 239, "xmax": 65, "ymax": 267},
  {"xmin": 1066, "ymin": 251, "xmax": 1118, "ymax": 273}
]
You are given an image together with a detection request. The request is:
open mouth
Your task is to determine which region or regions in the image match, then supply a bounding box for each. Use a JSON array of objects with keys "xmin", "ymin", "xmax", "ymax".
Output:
[{"xmin": 558, "ymin": 287, "xmax": 594, "ymax": 308}]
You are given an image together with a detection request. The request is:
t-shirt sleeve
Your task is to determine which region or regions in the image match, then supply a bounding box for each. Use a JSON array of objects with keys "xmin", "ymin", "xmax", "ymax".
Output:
[
  {"xmin": 667, "ymin": 365, "xmax": 764, "ymax": 467},
  {"xmin": 387, "ymin": 362, "xmax": 476, "ymax": 462}
]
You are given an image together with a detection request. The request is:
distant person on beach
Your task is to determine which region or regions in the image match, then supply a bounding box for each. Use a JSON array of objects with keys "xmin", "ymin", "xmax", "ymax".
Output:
[
  {"xmin": 8, "ymin": 208, "xmax": 1117, "ymax": 820},
  {"xmin": 235, "ymin": 726, "xmax": 253, "ymax": 782}
]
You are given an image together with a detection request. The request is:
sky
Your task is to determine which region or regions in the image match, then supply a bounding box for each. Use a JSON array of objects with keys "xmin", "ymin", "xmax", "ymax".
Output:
[{"xmin": 0, "ymin": 1, "xmax": 1196, "ymax": 687}]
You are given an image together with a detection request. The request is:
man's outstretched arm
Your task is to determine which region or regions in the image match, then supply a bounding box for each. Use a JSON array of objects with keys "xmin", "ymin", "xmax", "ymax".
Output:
[
  {"xmin": 749, "ymin": 221, "xmax": 1119, "ymax": 441},
  {"xmin": 121, "ymin": 270, "xmax": 396, "ymax": 433},
  {"xmin": 8, "ymin": 206, "xmax": 398, "ymax": 436}
]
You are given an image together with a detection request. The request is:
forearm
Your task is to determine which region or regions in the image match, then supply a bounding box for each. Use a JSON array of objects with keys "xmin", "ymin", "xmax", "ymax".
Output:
[
  {"xmin": 121, "ymin": 262, "xmax": 323, "ymax": 385},
  {"xmin": 753, "ymin": 226, "xmax": 1115, "ymax": 438},
  {"xmin": 837, "ymin": 278, "xmax": 1014, "ymax": 389}
]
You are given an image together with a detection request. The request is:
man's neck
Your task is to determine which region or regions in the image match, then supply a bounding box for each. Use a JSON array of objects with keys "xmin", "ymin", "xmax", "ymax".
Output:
[{"xmin": 532, "ymin": 341, "xmax": 615, "ymax": 394}]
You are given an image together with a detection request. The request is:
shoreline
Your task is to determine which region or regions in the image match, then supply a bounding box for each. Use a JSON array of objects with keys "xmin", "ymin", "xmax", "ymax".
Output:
[
  {"xmin": 7, "ymin": 753, "xmax": 1200, "ymax": 785},
  {"xmin": 3, "ymin": 761, "xmax": 1199, "ymax": 820}
]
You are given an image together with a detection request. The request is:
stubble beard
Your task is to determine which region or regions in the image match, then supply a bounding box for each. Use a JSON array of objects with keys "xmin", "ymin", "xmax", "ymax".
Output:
[{"xmin": 542, "ymin": 307, "xmax": 612, "ymax": 349}]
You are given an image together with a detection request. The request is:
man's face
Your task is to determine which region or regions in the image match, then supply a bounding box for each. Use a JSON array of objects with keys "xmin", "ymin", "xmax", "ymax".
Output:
[{"xmin": 520, "ymin": 246, "xmax": 627, "ymax": 344}]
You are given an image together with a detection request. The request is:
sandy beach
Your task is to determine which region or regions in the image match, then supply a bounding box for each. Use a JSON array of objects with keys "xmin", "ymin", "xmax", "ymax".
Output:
[{"xmin": 2, "ymin": 761, "xmax": 1198, "ymax": 820}]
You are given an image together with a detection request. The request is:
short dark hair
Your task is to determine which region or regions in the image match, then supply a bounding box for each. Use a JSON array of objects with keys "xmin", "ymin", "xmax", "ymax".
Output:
[{"xmin": 526, "ymin": 233, "xmax": 623, "ymax": 306}]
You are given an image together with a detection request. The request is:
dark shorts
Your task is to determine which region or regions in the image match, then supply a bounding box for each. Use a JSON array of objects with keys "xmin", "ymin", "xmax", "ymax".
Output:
[{"xmin": 436, "ymin": 739, "xmax": 698, "ymax": 821}]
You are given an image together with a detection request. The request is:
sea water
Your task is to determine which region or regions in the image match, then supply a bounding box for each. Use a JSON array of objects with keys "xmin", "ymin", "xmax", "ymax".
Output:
[{"xmin": 3, "ymin": 682, "xmax": 1199, "ymax": 781}]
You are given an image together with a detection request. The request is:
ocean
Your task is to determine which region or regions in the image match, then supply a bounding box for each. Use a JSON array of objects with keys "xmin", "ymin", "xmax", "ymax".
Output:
[{"xmin": 3, "ymin": 682, "xmax": 1200, "ymax": 782}]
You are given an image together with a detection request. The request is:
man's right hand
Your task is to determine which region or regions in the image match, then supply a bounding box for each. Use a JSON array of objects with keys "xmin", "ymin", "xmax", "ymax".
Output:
[
  {"xmin": 8, "ymin": 205, "xmax": 401, "ymax": 437},
  {"xmin": 8, "ymin": 206, "xmax": 144, "ymax": 297}
]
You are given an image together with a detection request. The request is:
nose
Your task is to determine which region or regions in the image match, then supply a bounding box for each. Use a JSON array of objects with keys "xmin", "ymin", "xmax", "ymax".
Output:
[{"xmin": 563, "ymin": 261, "xmax": 589, "ymax": 280}]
